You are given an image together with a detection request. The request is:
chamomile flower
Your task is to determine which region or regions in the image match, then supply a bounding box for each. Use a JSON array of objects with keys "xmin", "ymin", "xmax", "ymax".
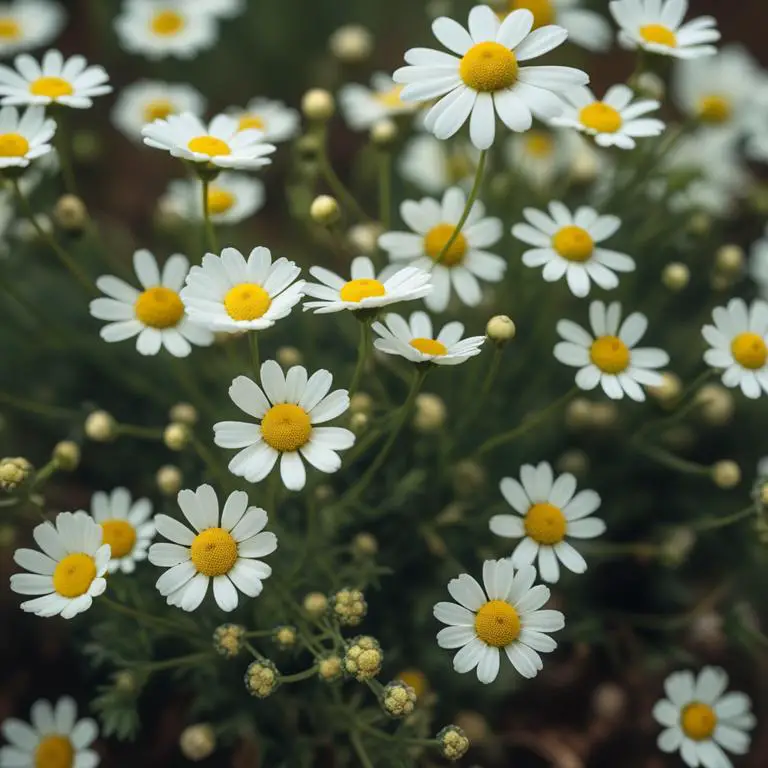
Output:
[
  {"xmin": 142, "ymin": 112, "xmax": 276, "ymax": 171},
  {"xmin": 702, "ymin": 298, "xmax": 768, "ymax": 399},
  {"xmin": 90, "ymin": 488, "xmax": 155, "ymax": 574},
  {"xmin": 90, "ymin": 249, "xmax": 214, "ymax": 357},
  {"xmin": 0, "ymin": 696, "xmax": 99, "ymax": 768},
  {"xmin": 190, "ymin": 0, "xmax": 244, "ymax": 16},
  {"xmin": 114, "ymin": 0, "xmax": 217, "ymax": 60},
  {"xmin": 512, "ymin": 202, "xmax": 634, "ymax": 297},
  {"xmin": 372, "ymin": 311, "xmax": 485, "ymax": 365},
  {"xmin": 0, "ymin": 105, "xmax": 53, "ymax": 168},
  {"xmin": 496, "ymin": 0, "xmax": 611, "ymax": 52},
  {"xmin": 434, "ymin": 558, "xmax": 564, "ymax": 683},
  {"xmin": 0, "ymin": 1, "xmax": 66, "ymax": 57},
  {"xmin": 550, "ymin": 85, "xmax": 664, "ymax": 149},
  {"xmin": 609, "ymin": 0, "xmax": 720, "ymax": 59},
  {"xmin": 653, "ymin": 667, "xmax": 755, "ymax": 768},
  {"xmin": 398, "ymin": 134, "xmax": 480, "ymax": 194},
  {"xmin": 378, "ymin": 187, "xmax": 505, "ymax": 312},
  {"xmin": 339, "ymin": 72, "xmax": 420, "ymax": 131},
  {"xmin": 227, "ymin": 97, "xmax": 300, "ymax": 143},
  {"xmin": 554, "ymin": 301, "xmax": 669, "ymax": 400},
  {"xmin": 148, "ymin": 484, "xmax": 277, "ymax": 612},
  {"xmin": 506, "ymin": 128, "xmax": 593, "ymax": 189},
  {"xmin": 180, "ymin": 246, "xmax": 304, "ymax": 333},
  {"xmin": 111, "ymin": 80, "xmax": 205, "ymax": 142},
  {"xmin": 161, "ymin": 173, "xmax": 265, "ymax": 225},
  {"xmin": 749, "ymin": 227, "xmax": 768, "ymax": 300},
  {"xmin": 393, "ymin": 4, "xmax": 589, "ymax": 150},
  {"xmin": 10, "ymin": 511, "xmax": 110, "ymax": 619},
  {"xmin": 213, "ymin": 361, "xmax": 355, "ymax": 491},
  {"xmin": 302, "ymin": 255, "xmax": 432, "ymax": 315},
  {"xmin": 0, "ymin": 49, "xmax": 110, "ymax": 108},
  {"xmin": 489, "ymin": 461, "xmax": 605, "ymax": 583}
]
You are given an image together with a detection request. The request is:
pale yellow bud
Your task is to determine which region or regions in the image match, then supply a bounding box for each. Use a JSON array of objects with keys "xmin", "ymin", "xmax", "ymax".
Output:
[
  {"xmin": 310, "ymin": 194, "xmax": 340, "ymax": 226},
  {"xmin": 382, "ymin": 681, "xmax": 417, "ymax": 718},
  {"xmin": 318, "ymin": 655, "xmax": 342, "ymax": 682},
  {"xmin": 647, "ymin": 372, "xmax": 682, "ymax": 406},
  {"xmin": 348, "ymin": 222, "xmax": 383, "ymax": 255},
  {"xmin": 661, "ymin": 262, "xmax": 690, "ymax": 291},
  {"xmin": 350, "ymin": 392, "xmax": 373, "ymax": 415},
  {"xmin": 244, "ymin": 660, "xmax": 279, "ymax": 698},
  {"xmin": 156, "ymin": 464, "xmax": 183, "ymax": 496},
  {"xmin": 696, "ymin": 384, "xmax": 734, "ymax": 426},
  {"xmin": 343, "ymin": 635, "xmax": 382, "ymax": 680},
  {"xmin": 301, "ymin": 89, "xmax": 335, "ymax": 121},
  {"xmin": 370, "ymin": 118, "xmax": 398, "ymax": 148},
  {"xmin": 711, "ymin": 460, "xmax": 741, "ymax": 489},
  {"xmin": 635, "ymin": 71, "xmax": 665, "ymax": 100},
  {"xmin": 565, "ymin": 398, "xmax": 593, "ymax": 429},
  {"xmin": 84, "ymin": 410, "xmax": 116, "ymax": 442},
  {"xmin": 0, "ymin": 459, "xmax": 29, "ymax": 490},
  {"xmin": 592, "ymin": 683, "xmax": 627, "ymax": 722},
  {"xmin": 590, "ymin": 402, "xmax": 618, "ymax": 429},
  {"xmin": 179, "ymin": 724, "xmax": 216, "ymax": 762},
  {"xmin": 328, "ymin": 24, "xmax": 373, "ymax": 63},
  {"xmin": 710, "ymin": 273, "xmax": 731, "ymax": 291},
  {"xmin": 53, "ymin": 194, "xmax": 88, "ymax": 232},
  {"xmin": 303, "ymin": 591, "xmax": 328, "ymax": 618},
  {"xmin": 352, "ymin": 532, "xmax": 378, "ymax": 557},
  {"xmin": 556, "ymin": 449, "xmax": 589, "ymax": 476},
  {"xmin": 163, "ymin": 423, "xmax": 190, "ymax": 451},
  {"xmin": 413, "ymin": 393, "xmax": 446, "ymax": 432},
  {"xmin": 169, "ymin": 402, "xmax": 198, "ymax": 426},
  {"xmin": 485, "ymin": 314, "xmax": 515, "ymax": 344},
  {"xmin": 52, "ymin": 441, "xmax": 80, "ymax": 471},
  {"xmin": 715, "ymin": 244, "xmax": 745, "ymax": 275},
  {"xmin": 350, "ymin": 412, "xmax": 368, "ymax": 434},
  {"xmin": 437, "ymin": 725, "xmax": 470, "ymax": 761},
  {"xmin": 687, "ymin": 212, "xmax": 711, "ymax": 236},
  {"xmin": 113, "ymin": 670, "xmax": 137, "ymax": 693},
  {"xmin": 276, "ymin": 346, "xmax": 303, "ymax": 368},
  {"xmin": 273, "ymin": 625, "xmax": 297, "ymax": 650},
  {"xmin": 570, "ymin": 146, "xmax": 600, "ymax": 183},
  {"xmin": 452, "ymin": 459, "xmax": 486, "ymax": 498}
]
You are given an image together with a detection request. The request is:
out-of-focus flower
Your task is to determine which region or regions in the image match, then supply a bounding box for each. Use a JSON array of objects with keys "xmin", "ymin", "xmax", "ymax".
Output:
[
  {"xmin": 162, "ymin": 173, "xmax": 264, "ymax": 225},
  {"xmin": 0, "ymin": 105, "xmax": 53, "ymax": 169},
  {"xmin": 339, "ymin": 73, "xmax": 420, "ymax": 131},
  {"xmin": 398, "ymin": 134, "xmax": 480, "ymax": 194},
  {"xmin": 227, "ymin": 97, "xmax": 299, "ymax": 143},
  {"xmin": 0, "ymin": 1, "xmax": 66, "ymax": 57},
  {"xmin": 749, "ymin": 225, "xmax": 768, "ymax": 301}
]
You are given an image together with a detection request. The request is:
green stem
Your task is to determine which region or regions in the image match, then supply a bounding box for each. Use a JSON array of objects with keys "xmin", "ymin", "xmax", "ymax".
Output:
[
  {"xmin": 279, "ymin": 666, "xmax": 318, "ymax": 683},
  {"xmin": 32, "ymin": 460, "xmax": 60, "ymax": 490},
  {"xmin": 454, "ymin": 346, "xmax": 503, "ymax": 436},
  {"xmin": 350, "ymin": 731, "xmax": 375, "ymax": 768},
  {"xmin": 350, "ymin": 320, "xmax": 372, "ymax": 397},
  {"xmin": 101, "ymin": 596, "xmax": 193, "ymax": 635},
  {"xmin": 378, "ymin": 150, "xmax": 392, "ymax": 229},
  {"xmin": 53, "ymin": 113, "xmax": 78, "ymax": 196},
  {"xmin": 130, "ymin": 652, "xmax": 210, "ymax": 673},
  {"xmin": 432, "ymin": 149, "xmax": 487, "ymax": 267},
  {"xmin": 635, "ymin": 442, "xmax": 710, "ymax": 476},
  {"xmin": 201, "ymin": 178, "xmax": 218, "ymax": 255},
  {"xmin": 248, "ymin": 332, "xmax": 260, "ymax": 376},
  {"xmin": 317, "ymin": 127, "xmax": 371, "ymax": 223},
  {"xmin": 115, "ymin": 423, "xmax": 163, "ymax": 440},
  {"xmin": 191, "ymin": 435, "xmax": 231, "ymax": 490},
  {"xmin": 0, "ymin": 390, "xmax": 80, "ymax": 420},
  {"xmin": 692, "ymin": 505, "xmax": 756, "ymax": 532}
]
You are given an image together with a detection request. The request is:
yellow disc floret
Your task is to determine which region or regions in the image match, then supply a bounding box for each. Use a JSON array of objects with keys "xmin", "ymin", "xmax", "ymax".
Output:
[
  {"xmin": 0, "ymin": 133, "xmax": 29, "ymax": 158},
  {"xmin": 375, "ymin": 85, "xmax": 405, "ymax": 108},
  {"xmin": 151, "ymin": 10, "xmax": 185, "ymax": 36},
  {"xmin": 509, "ymin": 0, "xmax": 555, "ymax": 27},
  {"xmin": 590, "ymin": 335, "xmax": 630, "ymax": 374},
  {"xmin": 190, "ymin": 528, "xmax": 238, "ymax": 577},
  {"xmin": 410, "ymin": 338, "xmax": 448, "ymax": 356},
  {"xmin": 460, "ymin": 42, "xmax": 518, "ymax": 93},
  {"xmin": 134, "ymin": 286, "xmax": 184, "ymax": 329},
  {"xmin": 474, "ymin": 600, "xmax": 521, "ymax": 647},
  {"xmin": 731, "ymin": 332, "xmax": 767, "ymax": 370},
  {"xmin": 238, "ymin": 114, "xmax": 266, "ymax": 132},
  {"xmin": 101, "ymin": 520, "xmax": 137, "ymax": 559},
  {"xmin": 339, "ymin": 278, "xmax": 386, "ymax": 303},
  {"xmin": 681, "ymin": 702, "xmax": 717, "ymax": 741},
  {"xmin": 552, "ymin": 225, "xmax": 594, "ymax": 262},
  {"xmin": 697, "ymin": 95, "xmax": 732, "ymax": 124},
  {"xmin": 187, "ymin": 135, "xmax": 231, "ymax": 157},
  {"xmin": 424, "ymin": 224, "xmax": 468, "ymax": 267},
  {"xmin": 0, "ymin": 18, "xmax": 20, "ymax": 40},
  {"xmin": 224, "ymin": 283, "xmax": 272, "ymax": 321},
  {"xmin": 34, "ymin": 734, "xmax": 74, "ymax": 768},
  {"xmin": 53, "ymin": 553, "xmax": 97, "ymax": 598},
  {"xmin": 261, "ymin": 403, "xmax": 312, "ymax": 452},
  {"xmin": 143, "ymin": 99, "xmax": 174, "ymax": 123},
  {"xmin": 207, "ymin": 186, "xmax": 236, "ymax": 215},
  {"xmin": 524, "ymin": 502, "xmax": 567, "ymax": 545},
  {"xmin": 579, "ymin": 102, "xmax": 623, "ymax": 133},
  {"xmin": 639, "ymin": 23, "xmax": 677, "ymax": 47},
  {"xmin": 30, "ymin": 77, "xmax": 73, "ymax": 99}
]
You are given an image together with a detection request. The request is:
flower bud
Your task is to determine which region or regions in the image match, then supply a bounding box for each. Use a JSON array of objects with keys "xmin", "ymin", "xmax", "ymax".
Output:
[
  {"xmin": 310, "ymin": 194, "xmax": 340, "ymax": 226},
  {"xmin": 661, "ymin": 262, "xmax": 690, "ymax": 291},
  {"xmin": 696, "ymin": 384, "xmax": 734, "ymax": 426},
  {"xmin": 591, "ymin": 683, "xmax": 627, "ymax": 723},
  {"xmin": 169, "ymin": 402, "xmax": 198, "ymax": 426},
  {"xmin": 349, "ymin": 222, "xmax": 383, "ymax": 254},
  {"xmin": 84, "ymin": 410, "xmax": 116, "ymax": 442},
  {"xmin": 349, "ymin": 412, "xmax": 368, "ymax": 435},
  {"xmin": 437, "ymin": 725, "xmax": 470, "ymax": 761},
  {"xmin": 370, "ymin": 118, "xmax": 398, "ymax": 148},
  {"xmin": 301, "ymin": 89, "xmax": 335, "ymax": 121},
  {"xmin": 570, "ymin": 146, "xmax": 600, "ymax": 183},
  {"xmin": 565, "ymin": 398, "xmax": 593, "ymax": 430},
  {"xmin": 344, "ymin": 635, "xmax": 382, "ymax": 681},
  {"xmin": 213, "ymin": 623, "xmax": 246, "ymax": 658},
  {"xmin": 715, "ymin": 244, "xmax": 745, "ymax": 275},
  {"xmin": 382, "ymin": 681, "xmax": 417, "ymax": 718},
  {"xmin": 635, "ymin": 71, "xmax": 665, "ymax": 100},
  {"xmin": 314, "ymin": 483, "xmax": 335, "ymax": 502},
  {"xmin": 273, "ymin": 625, "xmax": 298, "ymax": 651},
  {"xmin": 711, "ymin": 460, "xmax": 741, "ymax": 489},
  {"xmin": 113, "ymin": 670, "xmax": 137, "ymax": 693},
  {"xmin": 303, "ymin": 591, "xmax": 328, "ymax": 618},
  {"xmin": 352, "ymin": 532, "xmax": 378, "ymax": 558},
  {"xmin": 53, "ymin": 194, "xmax": 88, "ymax": 232},
  {"xmin": 179, "ymin": 724, "xmax": 216, "ymax": 762},
  {"xmin": 52, "ymin": 441, "xmax": 80, "ymax": 471},
  {"xmin": 0, "ymin": 457, "xmax": 32, "ymax": 490},
  {"xmin": 556, "ymin": 449, "xmax": 589, "ymax": 476},
  {"xmin": 452, "ymin": 459, "xmax": 486, "ymax": 498},
  {"xmin": 318, "ymin": 654, "xmax": 343, "ymax": 682},
  {"xmin": 163, "ymin": 423, "xmax": 190, "ymax": 451},
  {"xmin": 156, "ymin": 464, "xmax": 183, "ymax": 496},
  {"xmin": 276, "ymin": 346, "xmax": 302, "ymax": 368},
  {"xmin": 413, "ymin": 393, "xmax": 446, "ymax": 432},
  {"xmin": 350, "ymin": 392, "xmax": 374, "ymax": 415},
  {"xmin": 331, "ymin": 587, "xmax": 367, "ymax": 626},
  {"xmin": 647, "ymin": 372, "xmax": 682, "ymax": 406},
  {"xmin": 244, "ymin": 660, "xmax": 280, "ymax": 698},
  {"xmin": 590, "ymin": 402, "xmax": 618, "ymax": 429},
  {"xmin": 329, "ymin": 24, "xmax": 373, "ymax": 63},
  {"xmin": 687, "ymin": 212, "xmax": 711, "ymax": 236},
  {"xmin": 486, "ymin": 314, "xmax": 515, "ymax": 344}
]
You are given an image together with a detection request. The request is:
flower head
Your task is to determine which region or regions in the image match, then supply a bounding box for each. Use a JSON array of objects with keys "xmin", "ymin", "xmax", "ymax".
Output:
[
  {"xmin": 0, "ymin": 1, "xmax": 66, "ymax": 57},
  {"xmin": 227, "ymin": 97, "xmax": 299, "ymax": 143},
  {"xmin": 0, "ymin": 106, "xmax": 55, "ymax": 169},
  {"xmin": 330, "ymin": 587, "xmax": 367, "ymax": 626},
  {"xmin": 162, "ymin": 173, "xmax": 265, "ymax": 225},
  {"xmin": 339, "ymin": 72, "xmax": 420, "ymax": 131},
  {"xmin": 437, "ymin": 725, "xmax": 470, "ymax": 761},
  {"xmin": 213, "ymin": 623, "xmax": 246, "ymax": 658},
  {"xmin": 244, "ymin": 659, "xmax": 280, "ymax": 698},
  {"xmin": 148, "ymin": 484, "xmax": 278, "ymax": 612},
  {"xmin": 344, "ymin": 636, "xmax": 383, "ymax": 681},
  {"xmin": 382, "ymin": 681, "xmax": 417, "ymax": 718}
]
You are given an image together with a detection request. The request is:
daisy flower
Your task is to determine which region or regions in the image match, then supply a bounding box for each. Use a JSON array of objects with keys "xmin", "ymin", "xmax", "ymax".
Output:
[
  {"xmin": 0, "ymin": 105, "xmax": 54, "ymax": 169},
  {"xmin": 89, "ymin": 249, "xmax": 214, "ymax": 357},
  {"xmin": 550, "ymin": 84, "xmax": 664, "ymax": 149},
  {"xmin": 148, "ymin": 484, "xmax": 277, "ymax": 612},
  {"xmin": 227, "ymin": 97, "xmax": 300, "ymax": 143},
  {"xmin": 378, "ymin": 187, "xmax": 505, "ymax": 312},
  {"xmin": 653, "ymin": 667, "xmax": 755, "ymax": 768},
  {"xmin": 161, "ymin": 172, "xmax": 265, "ymax": 225},
  {"xmin": 372, "ymin": 311, "xmax": 485, "ymax": 365},
  {"xmin": 496, "ymin": 0, "xmax": 611, "ymax": 52},
  {"xmin": 749, "ymin": 226, "xmax": 768, "ymax": 301},
  {"xmin": 114, "ymin": 0, "xmax": 217, "ymax": 60},
  {"xmin": 511, "ymin": 202, "xmax": 634, "ymax": 297},
  {"xmin": 434, "ymin": 558, "xmax": 564, "ymax": 683},
  {"xmin": 0, "ymin": 1, "xmax": 66, "ymax": 57},
  {"xmin": 398, "ymin": 134, "xmax": 480, "ymax": 194},
  {"xmin": 213, "ymin": 360, "xmax": 355, "ymax": 491},
  {"xmin": 10, "ymin": 511, "xmax": 110, "ymax": 619},
  {"xmin": 0, "ymin": 696, "xmax": 99, "ymax": 768},
  {"xmin": 339, "ymin": 72, "xmax": 421, "ymax": 131},
  {"xmin": 489, "ymin": 461, "xmax": 605, "ymax": 583},
  {"xmin": 111, "ymin": 80, "xmax": 205, "ymax": 142},
  {"xmin": 142, "ymin": 112, "xmax": 276, "ymax": 171},
  {"xmin": 90, "ymin": 487, "xmax": 155, "ymax": 574},
  {"xmin": 554, "ymin": 300, "xmax": 669, "ymax": 401},
  {"xmin": 702, "ymin": 298, "xmax": 768, "ymax": 399},
  {"xmin": 302, "ymin": 255, "xmax": 432, "ymax": 315},
  {"xmin": 609, "ymin": 0, "xmax": 720, "ymax": 59},
  {"xmin": 393, "ymin": 4, "xmax": 589, "ymax": 150},
  {"xmin": 190, "ymin": 0, "xmax": 243, "ymax": 16},
  {"xmin": 180, "ymin": 246, "xmax": 304, "ymax": 333},
  {"xmin": 0, "ymin": 49, "xmax": 110, "ymax": 108}
]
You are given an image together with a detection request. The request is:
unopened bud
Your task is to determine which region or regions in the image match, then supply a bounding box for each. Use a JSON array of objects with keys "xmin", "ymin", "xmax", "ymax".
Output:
[
  {"xmin": 696, "ymin": 384, "xmax": 734, "ymax": 426},
  {"xmin": 169, "ymin": 402, "xmax": 198, "ymax": 426},
  {"xmin": 156, "ymin": 464, "xmax": 183, "ymax": 496},
  {"xmin": 437, "ymin": 725, "xmax": 470, "ymax": 761},
  {"xmin": 715, "ymin": 245, "xmax": 745, "ymax": 275},
  {"xmin": 179, "ymin": 724, "xmax": 216, "ymax": 762},
  {"xmin": 352, "ymin": 532, "xmax": 378, "ymax": 558},
  {"xmin": 413, "ymin": 393, "xmax": 446, "ymax": 432},
  {"xmin": 310, "ymin": 195, "xmax": 340, "ymax": 226},
  {"xmin": 350, "ymin": 222, "xmax": 383, "ymax": 254},
  {"xmin": 486, "ymin": 314, "xmax": 515, "ymax": 344},
  {"xmin": 53, "ymin": 194, "xmax": 88, "ymax": 232},
  {"xmin": 303, "ymin": 591, "xmax": 328, "ymax": 618},
  {"xmin": 452, "ymin": 459, "xmax": 486, "ymax": 498},
  {"xmin": 350, "ymin": 392, "xmax": 373, "ymax": 415},
  {"xmin": 350, "ymin": 412, "xmax": 368, "ymax": 434},
  {"xmin": 164, "ymin": 423, "xmax": 190, "ymax": 451},
  {"xmin": 662, "ymin": 262, "xmax": 690, "ymax": 291},
  {"xmin": 302, "ymin": 89, "xmax": 335, "ymax": 122},
  {"xmin": 711, "ymin": 460, "xmax": 741, "ymax": 489},
  {"xmin": 52, "ymin": 441, "xmax": 80, "ymax": 471},
  {"xmin": 329, "ymin": 24, "xmax": 373, "ymax": 63},
  {"xmin": 565, "ymin": 398, "xmax": 593, "ymax": 430},
  {"xmin": 635, "ymin": 71, "xmax": 665, "ymax": 100},
  {"xmin": 85, "ymin": 410, "xmax": 116, "ymax": 442},
  {"xmin": 370, "ymin": 118, "xmax": 398, "ymax": 148},
  {"xmin": 276, "ymin": 346, "xmax": 302, "ymax": 368},
  {"xmin": 557, "ymin": 449, "xmax": 589, "ymax": 476},
  {"xmin": 590, "ymin": 402, "xmax": 618, "ymax": 429},
  {"xmin": 647, "ymin": 372, "xmax": 682, "ymax": 406},
  {"xmin": 687, "ymin": 212, "xmax": 711, "ymax": 236}
]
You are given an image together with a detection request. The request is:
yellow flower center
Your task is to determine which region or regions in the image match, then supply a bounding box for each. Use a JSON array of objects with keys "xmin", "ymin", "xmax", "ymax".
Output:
[
  {"xmin": 639, "ymin": 23, "xmax": 677, "ymax": 47},
  {"xmin": 524, "ymin": 502, "xmax": 567, "ymax": 545},
  {"xmin": 261, "ymin": 403, "xmax": 312, "ymax": 452},
  {"xmin": 590, "ymin": 335, "xmax": 630, "ymax": 374},
  {"xmin": 339, "ymin": 278, "xmax": 386, "ymax": 303},
  {"xmin": 579, "ymin": 102, "xmax": 623, "ymax": 133},
  {"xmin": 52, "ymin": 553, "xmax": 97, "ymax": 598},
  {"xmin": 187, "ymin": 135, "xmax": 231, "ymax": 157},
  {"xmin": 238, "ymin": 114, "xmax": 266, "ymax": 132},
  {"xmin": 34, "ymin": 735, "xmax": 74, "ymax": 768},
  {"xmin": 0, "ymin": 18, "xmax": 21, "ymax": 40},
  {"xmin": 0, "ymin": 132, "xmax": 29, "ymax": 157},
  {"xmin": 681, "ymin": 702, "xmax": 717, "ymax": 741},
  {"xmin": 731, "ymin": 332, "xmax": 767, "ymax": 370},
  {"xmin": 29, "ymin": 76, "xmax": 73, "ymax": 99},
  {"xmin": 101, "ymin": 520, "xmax": 137, "ymax": 559},
  {"xmin": 552, "ymin": 225, "xmax": 594, "ymax": 262},
  {"xmin": 224, "ymin": 282, "xmax": 272, "ymax": 321},
  {"xmin": 207, "ymin": 186, "xmax": 236, "ymax": 215},
  {"xmin": 134, "ymin": 286, "xmax": 184, "ymax": 329},
  {"xmin": 460, "ymin": 42, "xmax": 519, "ymax": 93},
  {"xmin": 150, "ymin": 10, "xmax": 185, "ymax": 36},
  {"xmin": 474, "ymin": 600, "xmax": 521, "ymax": 647},
  {"xmin": 410, "ymin": 337, "xmax": 448, "ymax": 356},
  {"xmin": 508, "ymin": 0, "xmax": 555, "ymax": 28},
  {"xmin": 143, "ymin": 99, "xmax": 174, "ymax": 123},
  {"xmin": 397, "ymin": 668, "xmax": 429, "ymax": 698},
  {"xmin": 190, "ymin": 528, "xmax": 238, "ymax": 577},
  {"xmin": 375, "ymin": 85, "xmax": 405, "ymax": 108},
  {"xmin": 424, "ymin": 223, "xmax": 468, "ymax": 267},
  {"xmin": 697, "ymin": 94, "xmax": 732, "ymax": 125},
  {"xmin": 524, "ymin": 130, "xmax": 555, "ymax": 157}
]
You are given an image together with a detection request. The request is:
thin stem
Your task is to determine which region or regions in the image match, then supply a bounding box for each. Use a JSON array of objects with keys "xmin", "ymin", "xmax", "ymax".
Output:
[
  {"xmin": 378, "ymin": 150, "xmax": 392, "ymax": 230},
  {"xmin": 248, "ymin": 332, "xmax": 260, "ymax": 376},
  {"xmin": 53, "ymin": 113, "xmax": 78, "ymax": 195},
  {"xmin": 101, "ymin": 596, "xmax": 193, "ymax": 635},
  {"xmin": 455, "ymin": 346, "xmax": 503, "ymax": 436},
  {"xmin": 350, "ymin": 731, "xmax": 375, "ymax": 768},
  {"xmin": 350, "ymin": 320, "xmax": 372, "ymax": 397},
  {"xmin": 130, "ymin": 652, "xmax": 210, "ymax": 673},
  {"xmin": 432, "ymin": 149, "xmax": 487, "ymax": 267},
  {"xmin": 0, "ymin": 390, "xmax": 80, "ymax": 420},
  {"xmin": 692, "ymin": 505, "xmax": 756, "ymax": 532},
  {"xmin": 115, "ymin": 423, "xmax": 163, "ymax": 440},
  {"xmin": 191, "ymin": 435, "xmax": 231, "ymax": 490},
  {"xmin": 635, "ymin": 442, "xmax": 710, "ymax": 476},
  {"xmin": 317, "ymin": 127, "xmax": 371, "ymax": 223},
  {"xmin": 201, "ymin": 178, "xmax": 218, "ymax": 255},
  {"xmin": 279, "ymin": 666, "xmax": 318, "ymax": 684},
  {"xmin": 32, "ymin": 460, "xmax": 60, "ymax": 490}
]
